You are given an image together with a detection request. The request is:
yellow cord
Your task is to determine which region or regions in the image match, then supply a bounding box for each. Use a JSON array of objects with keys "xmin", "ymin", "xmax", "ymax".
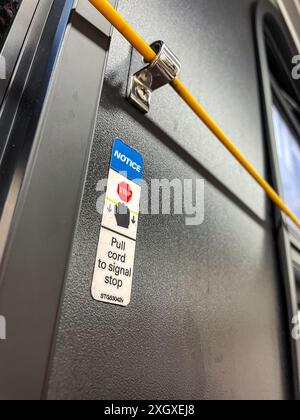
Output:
[{"xmin": 89, "ymin": 0, "xmax": 300, "ymax": 230}]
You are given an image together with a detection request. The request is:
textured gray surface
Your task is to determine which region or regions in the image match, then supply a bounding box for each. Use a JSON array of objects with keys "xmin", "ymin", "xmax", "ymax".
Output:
[{"xmin": 47, "ymin": 0, "xmax": 292, "ymax": 399}]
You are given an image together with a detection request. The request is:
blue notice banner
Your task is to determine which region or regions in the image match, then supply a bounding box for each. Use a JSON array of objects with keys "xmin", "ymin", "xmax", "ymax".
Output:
[{"xmin": 110, "ymin": 138, "xmax": 144, "ymax": 184}]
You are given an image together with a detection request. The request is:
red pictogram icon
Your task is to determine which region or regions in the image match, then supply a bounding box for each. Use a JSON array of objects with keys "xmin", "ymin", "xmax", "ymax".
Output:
[{"xmin": 117, "ymin": 182, "xmax": 133, "ymax": 203}]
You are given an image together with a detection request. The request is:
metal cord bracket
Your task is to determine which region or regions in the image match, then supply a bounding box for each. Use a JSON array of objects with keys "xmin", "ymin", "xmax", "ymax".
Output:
[{"xmin": 128, "ymin": 41, "xmax": 181, "ymax": 113}]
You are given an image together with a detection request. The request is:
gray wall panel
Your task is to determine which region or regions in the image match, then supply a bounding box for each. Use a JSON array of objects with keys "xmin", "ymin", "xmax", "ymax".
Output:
[
  {"xmin": 47, "ymin": 0, "xmax": 292, "ymax": 399},
  {"xmin": 0, "ymin": 0, "xmax": 114, "ymax": 400}
]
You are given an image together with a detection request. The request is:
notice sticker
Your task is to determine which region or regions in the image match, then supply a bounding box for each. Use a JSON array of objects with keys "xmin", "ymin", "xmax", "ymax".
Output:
[{"xmin": 91, "ymin": 139, "xmax": 144, "ymax": 307}]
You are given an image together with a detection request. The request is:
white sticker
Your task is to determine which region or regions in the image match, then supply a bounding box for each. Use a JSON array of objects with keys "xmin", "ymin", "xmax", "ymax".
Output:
[{"xmin": 91, "ymin": 139, "xmax": 144, "ymax": 307}]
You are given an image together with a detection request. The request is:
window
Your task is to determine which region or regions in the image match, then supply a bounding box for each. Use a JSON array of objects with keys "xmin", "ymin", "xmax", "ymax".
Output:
[
  {"xmin": 272, "ymin": 104, "xmax": 300, "ymax": 226},
  {"xmin": 263, "ymin": 18, "xmax": 300, "ymax": 236},
  {"xmin": 256, "ymin": 1, "xmax": 300, "ymax": 398},
  {"xmin": 0, "ymin": 0, "xmax": 22, "ymax": 51}
]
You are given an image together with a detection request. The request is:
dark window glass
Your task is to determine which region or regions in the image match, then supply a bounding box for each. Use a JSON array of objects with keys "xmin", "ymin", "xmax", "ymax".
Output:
[
  {"xmin": 272, "ymin": 104, "xmax": 300, "ymax": 226},
  {"xmin": 296, "ymin": 267, "xmax": 300, "ymax": 283},
  {"xmin": 0, "ymin": 0, "xmax": 22, "ymax": 50}
]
